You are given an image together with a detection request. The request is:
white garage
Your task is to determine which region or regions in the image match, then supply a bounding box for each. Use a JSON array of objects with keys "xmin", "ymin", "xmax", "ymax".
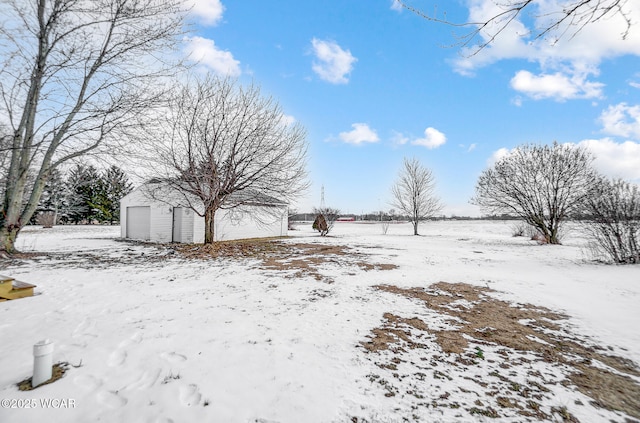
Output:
[{"xmin": 120, "ymin": 183, "xmax": 288, "ymax": 243}]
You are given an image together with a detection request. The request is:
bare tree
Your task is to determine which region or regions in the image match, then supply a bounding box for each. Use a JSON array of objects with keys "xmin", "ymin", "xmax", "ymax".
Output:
[
  {"xmin": 391, "ymin": 157, "xmax": 443, "ymax": 236},
  {"xmin": 472, "ymin": 142, "xmax": 597, "ymax": 244},
  {"xmin": 0, "ymin": 0, "xmax": 185, "ymax": 254},
  {"xmin": 582, "ymin": 177, "xmax": 639, "ymax": 263},
  {"xmin": 396, "ymin": 0, "xmax": 632, "ymax": 53},
  {"xmin": 142, "ymin": 75, "xmax": 308, "ymax": 244}
]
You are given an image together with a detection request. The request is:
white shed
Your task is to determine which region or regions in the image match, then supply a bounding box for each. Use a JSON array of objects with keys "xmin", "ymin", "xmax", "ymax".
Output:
[{"xmin": 120, "ymin": 183, "xmax": 288, "ymax": 243}]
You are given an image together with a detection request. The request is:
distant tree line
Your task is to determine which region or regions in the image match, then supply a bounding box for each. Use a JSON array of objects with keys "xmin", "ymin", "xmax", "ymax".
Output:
[{"xmin": 34, "ymin": 164, "xmax": 133, "ymax": 226}]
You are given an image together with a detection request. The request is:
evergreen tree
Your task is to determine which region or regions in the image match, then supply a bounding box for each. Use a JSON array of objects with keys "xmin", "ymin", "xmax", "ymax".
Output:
[
  {"xmin": 102, "ymin": 166, "xmax": 133, "ymax": 224},
  {"xmin": 64, "ymin": 164, "xmax": 133, "ymax": 224},
  {"xmin": 35, "ymin": 168, "xmax": 67, "ymax": 225},
  {"xmin": 66, "ymin": 164, "xmax": 101, "ymax": 224},
  {"xmin": 87, "ymin": 177, "xmax": 111, "ymax": 224}
]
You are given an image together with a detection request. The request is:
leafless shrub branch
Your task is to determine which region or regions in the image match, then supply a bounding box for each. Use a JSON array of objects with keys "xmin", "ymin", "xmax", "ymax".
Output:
[{"xmin": 581, "ymin": 177, "xmax": 640, "ymax": 264}]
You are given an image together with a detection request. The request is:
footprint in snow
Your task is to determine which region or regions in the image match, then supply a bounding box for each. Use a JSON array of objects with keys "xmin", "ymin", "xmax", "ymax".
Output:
[
  {"xmin": 72, "ymin": 317, "xmax": 97, "ymax": 339},
  {"xmin": 160, "ymin": 352, "xmax": 187, "ymax": 363},
  {"xmin": 125, "ymin": 368, "xmax": 161, "ymax": 391},
  {"xmin": 179, "ymin": 384, "xmax": 201, "ymax": 407},
  {"xmin": 118, "ymin": 332, "xmax": 143, "ymax": 349},
  {"xmin": 107, "ymin": 349, "xmax": 127, "ymax": 367},
  {"xmin": 97, "ymin": 390, "xmax": 127, "ymax": 408}
]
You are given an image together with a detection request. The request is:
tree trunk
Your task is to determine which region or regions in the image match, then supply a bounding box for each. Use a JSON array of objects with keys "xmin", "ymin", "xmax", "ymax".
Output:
[
  {"xmin": 547, "ymin": 224, "xmax": 561, "ymax": 245},
  {"xmin": 413, "ymin": 221, "xmax": 419, "ymax": 236},
  {"xmin": 0, "ymin": 225, "xmax": 20, "ymax": 255},
  {"xmin": 204, "ymin": 207, "xmax": 216, "ymax": 244},
  {"xmin": 548, "ymin": 231, "xmax": 561, "ymax": 245}
]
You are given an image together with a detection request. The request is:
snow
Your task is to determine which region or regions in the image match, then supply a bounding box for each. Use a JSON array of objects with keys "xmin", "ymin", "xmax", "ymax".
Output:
[{"xmin": 0, "ymin": 221, "xmax": 638, "ymax": 422}]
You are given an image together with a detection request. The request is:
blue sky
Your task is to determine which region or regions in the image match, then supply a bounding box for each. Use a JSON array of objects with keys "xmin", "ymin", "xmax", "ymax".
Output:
[{"xmin": 183, "ymin": 0, "xmax": 640, "ymax": 216}]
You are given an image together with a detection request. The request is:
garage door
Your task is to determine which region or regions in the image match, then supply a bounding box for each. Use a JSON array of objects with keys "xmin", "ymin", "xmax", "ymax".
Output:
[{"xmin": 126, "ymin": 206, "xmax": 150, "ymax": 240}]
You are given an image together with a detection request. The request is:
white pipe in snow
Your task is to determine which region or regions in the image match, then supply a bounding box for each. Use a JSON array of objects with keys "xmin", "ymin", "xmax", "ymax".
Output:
[{"xmin": 32, "ymin": 339, "xmax": 54, "ymax": 387}]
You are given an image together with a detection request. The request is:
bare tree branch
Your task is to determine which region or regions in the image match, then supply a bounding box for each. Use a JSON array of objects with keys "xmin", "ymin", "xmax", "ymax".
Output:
[
  {"xmin": 396, "ymin": 0, "xmax": 631, "ymax": 54},
  {"xmin": 0, "ymin": 0, "xmax": 186, "ymax": 253}
]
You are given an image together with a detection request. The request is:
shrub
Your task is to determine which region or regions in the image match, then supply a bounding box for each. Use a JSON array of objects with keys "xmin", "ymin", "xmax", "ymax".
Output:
[
  {"xmin": 312, "ymin": 207, "xmax": 339, "ymax": 236},
  {"xmin": 36, "ymin": 211, "xmax": 56, "ymax": 228},
  {"xmin": 582, "ymin": 178, "xmax": 639, "ymax": 264},
  {"xmin": 511, "ymin": 222, "xmax": 545, "ymax": 241}
]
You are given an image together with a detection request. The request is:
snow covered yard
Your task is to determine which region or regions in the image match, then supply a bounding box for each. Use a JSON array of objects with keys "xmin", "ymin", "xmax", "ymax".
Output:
[{"xmin": 0, "ymin": 221, "xmax": 638, "ymax": 423}]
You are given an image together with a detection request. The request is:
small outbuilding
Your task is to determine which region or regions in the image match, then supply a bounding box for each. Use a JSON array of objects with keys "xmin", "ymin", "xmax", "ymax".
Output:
[{"xmin": 120, "ymin": 182, "xmax": 288, "ymax": 243}]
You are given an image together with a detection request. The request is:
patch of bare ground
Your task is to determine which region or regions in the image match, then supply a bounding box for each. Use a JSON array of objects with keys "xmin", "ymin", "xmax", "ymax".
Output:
[
  {"xmin": 2, "ymin": 239, "xmax": 174, "ymax": 269},
  {"xmin": 361, "ymin": 282, "xmax": 640, "ymax": 421},
  {"xmin": 17, "ymin": 362, "xmax": 70, "ymax": 390},
  {"xmin": 175, "ymin": 239, "xmax": 397, "ymax": 283},
  {"xmin": 0, "ymin": 251, "xmax": 47, "ymax": 270}
]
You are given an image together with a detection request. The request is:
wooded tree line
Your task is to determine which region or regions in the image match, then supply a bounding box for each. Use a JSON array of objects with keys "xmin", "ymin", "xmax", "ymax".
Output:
[{"xmin": 24, "ymin": 164, "xmax": 133, "ymax": 226}]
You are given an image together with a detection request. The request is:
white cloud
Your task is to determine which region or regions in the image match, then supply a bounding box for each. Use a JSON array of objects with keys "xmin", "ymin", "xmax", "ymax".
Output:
[
  {"xmin": 185, "ymin": 0, "xmax": 224, "ymax": 26},
  {"xmin": 184, "ymin": 36, "xmax": 240, "ymax": 76},
  {"xmin": 488, "ymin": 147, "xmax": 510, "ymax": 166},
  {"xmin": 599, "ymin": 103, "xmax": 640, "ymax": 139},
  {"xmin": 281, "ymin": 114, "xmax": 296, "ymax": 127},
  {"xmin": 510, "ymin": 69, "xmax": 604, "ymax": 101},
  {"xmin": 311, "ymin": 38, "xmax": 357, "ymax": 84},
  {"xmin": 339, "ymin": 123, "xmax": 379, "ymax": 145},
  {"xmin": 453, "ymin": 0, "xmax": 534, "ymax": 75},
  {"xmin": 412, "ymin": 127, "xmax": 446, "ymax": 149},
  {"xmin": 576, "ymin": 139, "xmax": 640, "ymax": 181},
  {"xmin": 455, "ymin": 1, "xmax": 640, "ymax": 72},
  {"xmin": 390, "ymin": 0, "xmax": 403, "ymax": 12},
  {"xmin": 453, "ymin": 1, "xmax": 640, "ymax": 99},
  {"xmin": 391, "ymin": 131, "xmax": 409, "ymax": 146}
]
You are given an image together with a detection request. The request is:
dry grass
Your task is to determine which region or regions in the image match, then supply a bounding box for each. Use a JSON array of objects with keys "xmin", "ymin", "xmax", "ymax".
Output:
[
  {"xmin": 175, "ymin": 239, "xmax": 397, "ymax": 283},
  {"xmin": 362, "ymin": 282, "xmax": 640, "ymax": 421},
  {"xmin": 0, "ymin": 251, "xmax": 45, "ymax": 269},
  {"xmin": 17, "ymin": 362, "xmax": 69, "ymax": 391}
]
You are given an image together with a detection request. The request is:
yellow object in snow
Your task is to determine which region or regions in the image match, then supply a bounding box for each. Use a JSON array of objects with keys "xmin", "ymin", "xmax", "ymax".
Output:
[{"xmin": 0, "ymin": 275, "xmax": 36, "ymax": 300}]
